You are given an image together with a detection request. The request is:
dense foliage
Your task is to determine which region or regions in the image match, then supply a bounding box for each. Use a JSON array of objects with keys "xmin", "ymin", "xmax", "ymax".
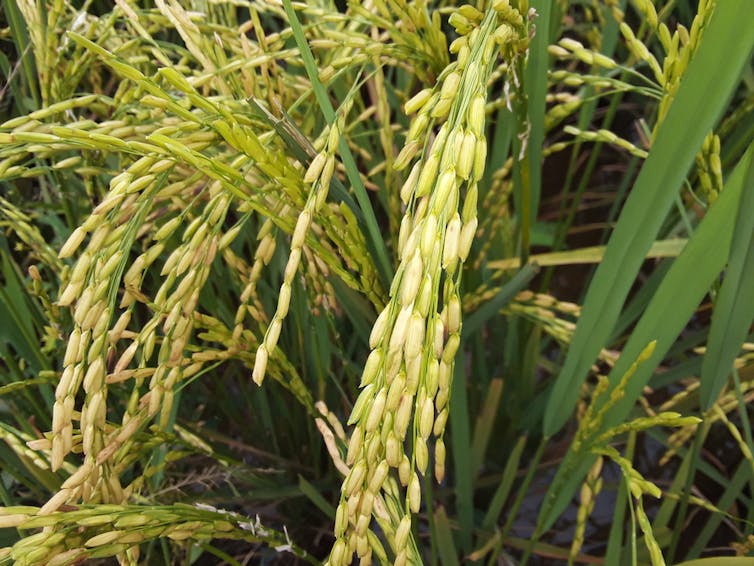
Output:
[{"xmin": 1, "ymin": 0, "xmax": 753, "ymax": 564}]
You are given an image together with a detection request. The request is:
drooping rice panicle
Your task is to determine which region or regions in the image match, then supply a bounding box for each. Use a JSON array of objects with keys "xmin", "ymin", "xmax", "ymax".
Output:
[
  {"xmin": 253, "ymin": 102, "xmax": 350, "ymax": 385},
  {"xmin": 328, "ymin": 3, "xmax": 530, "ymax": 564}
]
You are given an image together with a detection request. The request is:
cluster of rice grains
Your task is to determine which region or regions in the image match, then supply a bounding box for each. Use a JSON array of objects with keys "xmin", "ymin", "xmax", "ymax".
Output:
[
  {"xmin": 4, "ymin": 12, "xmax": 378, "ymax": 566},
  {"xmin": 328, "ymin": 3, "xmax": 528, "ymax": 565},
  {"xmin": 547, "ymin": 0, "xmax": 721, "ymax": 202},
  {"xmin": 36, "ymin": 149, "xmax": 237, "ymax": 564},
  {"xmin": 0, "ymin": 503, "xmax": 311, "ymax": 565},
  {"xmin": 252, "ymin": 105, "xmax": 348, "ymax": 387}
]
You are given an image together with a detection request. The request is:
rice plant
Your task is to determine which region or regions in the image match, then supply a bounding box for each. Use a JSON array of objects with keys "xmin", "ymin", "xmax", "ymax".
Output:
[{"xmin": 1, "ymin": 0, "xmax": 753, "ymax": 564}]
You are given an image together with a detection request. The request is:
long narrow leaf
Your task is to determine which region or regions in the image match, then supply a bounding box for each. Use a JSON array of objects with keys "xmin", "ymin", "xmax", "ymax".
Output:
[
  {"xmin": 544, "ymin": 0, "xmax": 754, "ymax": 437},
  {"xmin": 281, "ymin": 0, "xmax": 393, "ymax": 288},
  {"xmin": 605, "ymin": 148, "xmax": 751, "ymax": 427},
  {"xmin": 450, "ymin": 361, "xmax": 473, "ymax": 555},
  {"xmin": 433, "ymin": 507, "xmax": 460, "ymax": 566},
  {"xmin": 487, "ymin": 239, "xmax": 686, "ymax": 271},
  {"xmin": 699, "ymin": 151, "xmax": 754, "ymax": 408},
  {"xmin": 537, "ymin": 146, "xmax": 752, "ymax": 533},
  {"xmin": 524, "ymin": 0, "xmax": 553, "ymax": 231},
  {"xmin": 470, "ymin": 378, "xmax": 504, "ymax": 479}
]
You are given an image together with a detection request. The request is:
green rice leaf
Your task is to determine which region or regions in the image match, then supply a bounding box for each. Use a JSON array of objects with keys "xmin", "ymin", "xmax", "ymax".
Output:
[
  {"xmin": 699, "ymin": 149, "xmax": 754, "ymax": 408},
  {"xmin": 537, "ymin": 144, "xmax": 753, "ymax": 534},
  {"xmin": 543, "ymin": 0, "xmax": 754, "ymax": 437},
  {"xmin": 281, "ymin": 0, "xmax": 393, "ymax": 288}
]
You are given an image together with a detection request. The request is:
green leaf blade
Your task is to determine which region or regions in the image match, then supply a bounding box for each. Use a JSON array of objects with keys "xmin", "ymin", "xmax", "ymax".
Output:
[
  {"xmin": 543, "ymin": 0, "xmax": 754, "ymax": 437},
  {"xmin": 699, "ymin": 150, "xmax": 754, "ymax": 408},
  {"xmin": 537, "ymin": 146, "xmax": 752, "ymax": 533}
]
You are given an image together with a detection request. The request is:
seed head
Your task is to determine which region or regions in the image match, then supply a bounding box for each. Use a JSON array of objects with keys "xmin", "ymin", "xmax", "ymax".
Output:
[
  {"xmin": 386, "ymin": 431, "xmax": 401, "ymax": 467},
  {"xmin": 394, "ymin": 395, "xmax": 412, "ymax": 440},
  {"xmin": 403, "ymin": 313, "xmax": 426, "ymax": 360},
  {"xmin": 276, "ymin": 282, "xmax": 292, "ymax": 319},
  {"xmin": 330, "ymin": 538, "xmax": 347, "ymax": 566},
  {"xmin": 440, "ymin": 71, "xmax": 461, "ymax": 100},
  {"xmin": 252, "ymin": 346, "xmax": 268, "ymax": 385},
  {"xmin": 408, "ymin": 112, "xmax": 429, "ymax": 142},
  {"xmin": 459, "ymin": 217, "xmax": 478, "ymax": 261},
  {"xmin": 347, "ymin": 426, "xmax": 364, "ymax": 466},
  {"xmin": 400, "ymin": 252, "xmax": 424, "ymax": 306},
  {"xmin": 348, "ymin": 383, "xmax": 375, "ymax": 425},
  {"xmin": 365, "ymin": 431, "xmax": 382, "ymax": 464},
  {"xmin": 394, "ymin": 141, "xmax": 420, "ymax": 171},
  {"xmin": 368, "ymin": 460, "xmax": 389, "ymax": 493},
  {"xmin": 360, "ymin": 349, "xmax": 383, "ymax": 387},
  {"xmin": 419, "ymin": 396, "xmax": 435, "ymax": 439},
  {"xmin": 434, "ymin": 169, "xmax": 456, "ymax": 213},
  {"xmin": 468, "ymin": 95, "xmax": 486, "ymax": 137},
  {"xmin": 415, "ymin": 436, "xmax": 428, "ymax": 475},
  {"xmin": 386, "ymin": 371, "xmax": 405, "ymax": 411},
  {"xmin": 394, "ymin": 515, "xmax": 412, "ymax": 550},
  {"xmin": 400, "ymin": 162, "xmax": 422, "ymax": 204},
  {"xmin": 456, "ymin": 131, "xmax": 476, "ymax": 180},
  {"xmin": 404, "ymin": 88, "xmax": 433, "ymax": 115},
  {"xmin": 434, "ymin": 408, "xmax": 449, "ymax": 437},
  {"xmin": 418, "ymin": 216, "xmax": 436, "ymax": 260},
  {"xmin": 60, "ymin": 226, "xmax": 87, "ymax": 259},
  {"xmin": 416, "ymin": 154, "xmax": 439, "ymax": 198},
  {"xmin": 399, "ymin": 454, "xmax": 411, "ymax": 486},
  {"xmin": 447, "ymin": 295, "xmax": 461, "ymax": 334},
  {"xmin": 292, "ymin": 210, "xmax": 311, "ymax": 249},
  {"xmin": 442, "ymin": 213, "xmax": 461, "ymax": 269},
  {"xmin": 415, "ymin": 275, "xmax": 433, "ymax": 317},
  {"xmin": 442, "ymin": 334, "xmax": 461, "ymax": 363},
  {"xmin": 344, "ymin": 461, "xmax": 367, "ymax": 497},
  {"xmin": 397, "ymin": 215, "xmax": 413, "ymax": 258},
  {"xmin": 365, "ymin": 389, "xmax": 387, "ymax": 433},
  {"xmin": 389, "ymin": 306, "xmax": 413, "ymax": 352},
  {"xmin": 408, "ymin": 472, "xmax": 421, "ymax": 512},
  {"xmin": 435, "ymin": 438, "xmax": 446, "ymax": 482}
]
